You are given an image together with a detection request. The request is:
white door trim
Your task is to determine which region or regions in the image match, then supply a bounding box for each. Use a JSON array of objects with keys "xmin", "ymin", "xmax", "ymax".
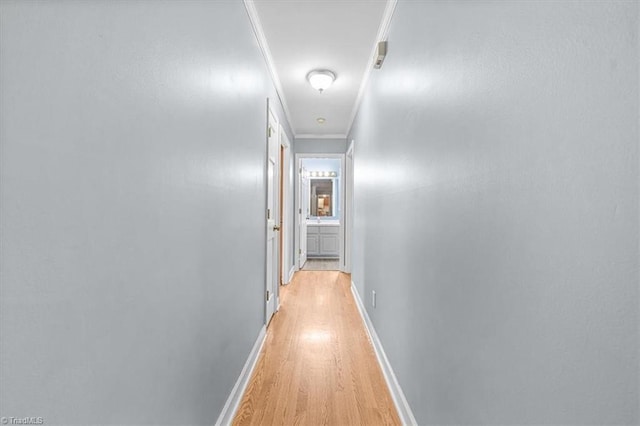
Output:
[
  {"xmin": 344, "ymin": 141, "xmax": 354, "ymax": 273},
  {"xmin": 298, "ymin": 165, "xmax": 309, "ymax": 269},
  {"xmin": 279, "ymin": 126, "xmax": 292, "ymax": 284},
  {"xmin": 294, "ymin": 152, "xmax": 347, "ymax": 272},
  {"xmin": 265, "ymin": 101, "xmax": 280, "ymax": 324}
]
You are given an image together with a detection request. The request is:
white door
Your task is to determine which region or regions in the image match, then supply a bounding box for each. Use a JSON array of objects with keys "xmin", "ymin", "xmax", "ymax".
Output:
[
  {"xmin": 299, "ymin": 166, "xmax": 309, "ymax": 268},
  {"xmin": 265, "ymin": 108, "xmax": 279, "ymax": 325},
  {"xmin": 344, "ymin": 142, "xmax": 354, "ymax": 272}
]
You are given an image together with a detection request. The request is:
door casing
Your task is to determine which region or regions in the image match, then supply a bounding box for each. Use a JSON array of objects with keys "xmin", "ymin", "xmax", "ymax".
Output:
[
  {"xmin": 265, "ymin": 102, "xmax": 280, "ymax": 325},
  {"xmin": 279, "ymin": 127, "xmax": 292, "ymax": 284},
  {"xmin": 294, "ymin": 152, "xmax": 347, "ymax": 272},
  {"xmin": 344, "ymin": 141, "xmax": 354, "ymax": 273}
]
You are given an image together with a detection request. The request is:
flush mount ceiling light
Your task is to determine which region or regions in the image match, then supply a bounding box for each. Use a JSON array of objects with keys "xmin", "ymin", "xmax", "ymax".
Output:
[
  {"xmin": 316, "ymin": 117, "xmax": 326, "ymax": 124},
  {"xmin": 307, "ymin": 70, "xmax": 336, "ymax": 93}
]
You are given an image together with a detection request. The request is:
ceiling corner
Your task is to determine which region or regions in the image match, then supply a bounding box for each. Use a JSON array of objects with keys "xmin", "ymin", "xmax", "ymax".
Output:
[
  {"xmin": 243, "ymin": 0, "xmax": 295, "ymax": 133},
  {"xmin": 345, "ymin": 0, "xmax": 399, "ymax": 137}
]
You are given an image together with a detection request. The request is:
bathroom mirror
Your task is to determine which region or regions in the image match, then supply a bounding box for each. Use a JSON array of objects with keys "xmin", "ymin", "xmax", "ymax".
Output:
[{"xmin": 309, "ymin": 179, "xmax": 333, "ymax": 217}]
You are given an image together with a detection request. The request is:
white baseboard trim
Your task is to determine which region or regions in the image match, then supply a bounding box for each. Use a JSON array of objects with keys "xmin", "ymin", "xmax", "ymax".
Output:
[
  {"xmin": 350, "ymin": 282, "xmax": 418, "ymax": 426},
  {"xmin": 287, "ymin": 265, "xmax": 295, "ymax": 284},
  {"xmin": 215, "ymin": 325, "xmax": 266, "ymax": 426}
]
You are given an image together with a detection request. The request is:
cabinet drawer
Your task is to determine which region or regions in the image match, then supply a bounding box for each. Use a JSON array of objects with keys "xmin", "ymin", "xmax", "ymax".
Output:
[{"xmin": 319, "ymin": 226, "xmax": 339, "ymax": 235}]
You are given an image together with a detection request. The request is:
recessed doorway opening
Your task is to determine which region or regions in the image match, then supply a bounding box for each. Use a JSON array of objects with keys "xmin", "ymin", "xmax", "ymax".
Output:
[{"xmin": 295, "ymin": 154, "xmax": 346, "ymax": 272}]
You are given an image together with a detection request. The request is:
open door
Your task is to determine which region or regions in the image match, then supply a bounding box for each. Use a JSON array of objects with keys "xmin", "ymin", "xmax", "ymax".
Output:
[
  {"xmin": 265, "ymin": 105, "xmax": 279, "ymax": 325},
  {"xmin": 298, "ymin": 165, "xmax": 309, "ymax": 268}
]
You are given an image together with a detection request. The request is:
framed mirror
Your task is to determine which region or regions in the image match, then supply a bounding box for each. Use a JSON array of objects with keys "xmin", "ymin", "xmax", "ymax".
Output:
[{"xmin": 309, "ymin": 178, "xmax": 333, "ymax": 217}]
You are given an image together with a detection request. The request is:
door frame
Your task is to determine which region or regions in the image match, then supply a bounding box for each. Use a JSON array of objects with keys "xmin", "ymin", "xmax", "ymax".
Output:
[
  {"xmin": 344, "ymin": 141, "xmax": 354, "ymax": 273},
  {"xmin": 279, "ymin": 126, "xmax": 293, "ymax": 284},
  {"xmin": 298, "ymin": 164, "xmax": 309, "ymax": 269},
  {"xmin": 294, "ymin": 152, "xmax": 347, "ymax": 272},
  {"xmin": 265, "ymin": 101, "xmax": 280, "ymax": 325}
]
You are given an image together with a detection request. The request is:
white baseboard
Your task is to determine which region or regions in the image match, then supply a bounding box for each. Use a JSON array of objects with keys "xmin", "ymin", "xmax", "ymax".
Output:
[
  {"xmin": 215, "ymin": 326, "xmax": 266, "ymax": 426},
  {"xmin": 287, "ymin": 265, "xmax": 295, "ymax": 284},
  {"xmin": 350, "ymin": 282, "xmax": 418, "ymax": 426}
]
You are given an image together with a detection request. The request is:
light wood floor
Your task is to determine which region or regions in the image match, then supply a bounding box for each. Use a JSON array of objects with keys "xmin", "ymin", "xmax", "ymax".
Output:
[{"xmin": 233, "ymin": 271, "xmax": 401, "ymax": 426}]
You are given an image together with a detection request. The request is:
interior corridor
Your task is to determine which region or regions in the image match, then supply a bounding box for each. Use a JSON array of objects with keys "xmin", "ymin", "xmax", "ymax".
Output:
[
  {"xmin": 233, "ymin": 271, "xmax": 400, "ymax": 426},
  {"xmin": 1, "ymin": 1, "xmax": 637, "ymax": 424}
]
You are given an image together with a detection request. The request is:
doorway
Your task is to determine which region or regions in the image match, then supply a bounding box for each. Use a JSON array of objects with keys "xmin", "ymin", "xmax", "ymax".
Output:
[
  {"xmin": 265, "ymin": 102, "xmax": 293, "ymax": 327},
  {"xmin": 295, "ymin": 153, "xmax": 346, "ymax": 272},
  {"xmin": 265, "ymin": 104, "xmax": 279, "ymax": 325}
]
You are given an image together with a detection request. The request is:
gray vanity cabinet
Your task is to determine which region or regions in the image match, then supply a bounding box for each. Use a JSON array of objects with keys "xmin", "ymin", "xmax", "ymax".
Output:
[{"xmin": 306, "ymin": 225, "xmax": 339, "ymax": 258}]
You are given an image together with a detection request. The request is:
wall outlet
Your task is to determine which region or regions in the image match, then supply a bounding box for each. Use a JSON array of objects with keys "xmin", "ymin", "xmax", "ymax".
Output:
[{"xmin": 372, "ymin": 290, "xmax": 376, "ymax": 308}]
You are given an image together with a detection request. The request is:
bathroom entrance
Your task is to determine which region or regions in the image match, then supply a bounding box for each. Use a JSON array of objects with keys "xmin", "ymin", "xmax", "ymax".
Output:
[{"xmin": 295, "ymin": 154, "xmax": 345, "ymax": 272}]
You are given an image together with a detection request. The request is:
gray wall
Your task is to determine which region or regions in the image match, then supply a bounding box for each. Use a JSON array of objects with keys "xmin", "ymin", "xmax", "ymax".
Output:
[
  {"xmin": 348, "ymin": 1, "xmax": 639, "ymax": 424},
  {"xmin": 0, "ymin": 1, "xmax": 290, "ymax": 424},
  {"xmin": 294, "ymin": 138, "xmax": 347, "ymax": 154}
]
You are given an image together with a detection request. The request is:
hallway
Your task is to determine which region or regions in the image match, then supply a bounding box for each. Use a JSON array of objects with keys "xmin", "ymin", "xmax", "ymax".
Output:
[
  {"xmin": 1, "ymin": 1, "xmax": 638, "ymax": 424},
  {"xmin": 233, "ymin": 271, "xmax": 400, "ymax": 426}
]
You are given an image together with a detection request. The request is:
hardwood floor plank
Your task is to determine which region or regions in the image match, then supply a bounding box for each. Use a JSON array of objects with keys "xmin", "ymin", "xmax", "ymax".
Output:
[{"xmin": 232, "ymin": 271, "xmax": 401, "ymax": 426}]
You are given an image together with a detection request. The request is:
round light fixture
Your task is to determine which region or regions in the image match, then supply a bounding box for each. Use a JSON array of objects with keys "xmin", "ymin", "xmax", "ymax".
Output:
[
  {"xmin": 307, "ymin": 70, "xmax": 336, "ymax": 93},
  {"xmin": 316, "ymin": 117, "xmax": 326, "ymax": 124}
]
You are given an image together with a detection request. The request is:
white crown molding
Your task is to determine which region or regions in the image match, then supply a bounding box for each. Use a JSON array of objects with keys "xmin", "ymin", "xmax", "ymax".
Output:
[
  {"xmin": 244, "ymin": 0, "xmax": 296, "ymax": 137},
  {"xmin": 345, "ymin": 0, "xmax": 398, "ymax": 138},
  {"xmin": 295, "ymin": 133, "xmax": 347, "ymax": 140}
]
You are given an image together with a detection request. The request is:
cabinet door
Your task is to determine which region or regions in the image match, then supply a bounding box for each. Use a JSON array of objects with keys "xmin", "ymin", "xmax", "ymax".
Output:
[
  {"xmin": 320, "ymin": 234, "xmax": 339, "ymax": 256},
  {"xmin": 307, "ymin": 235, "xmax": 319, "ymax": 255}
]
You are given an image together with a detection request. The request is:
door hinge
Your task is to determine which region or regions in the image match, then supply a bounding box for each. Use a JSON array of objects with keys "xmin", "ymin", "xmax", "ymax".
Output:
[
  {"xmin": 299, "ymin": 208, "xmax": 302, "ymax": 214},
  {"xmin": 266, "ymin": 290, "xmax": 270, "ymax": 301},
  {"xmin": 267, "ymin": 208, "xmax": 271, "ymax": 219},
  {"xmin": 268, "ymin": 126, "xmax": 273, "ymax": 137},
  {"xmin": 299, "ymin": 249, "xmax": 302, "ymax": 254}
]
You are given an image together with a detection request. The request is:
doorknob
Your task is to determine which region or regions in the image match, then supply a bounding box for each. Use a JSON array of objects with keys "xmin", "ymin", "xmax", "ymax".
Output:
[{"xmin": 273, "ymin": 225, "xmax": 281, "ymax": 231}]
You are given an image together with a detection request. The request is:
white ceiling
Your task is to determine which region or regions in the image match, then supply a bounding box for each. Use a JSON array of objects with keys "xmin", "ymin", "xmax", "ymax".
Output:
[{"xmin": 248, "ymin": 0, "xmax": 394, "ymax": 138}]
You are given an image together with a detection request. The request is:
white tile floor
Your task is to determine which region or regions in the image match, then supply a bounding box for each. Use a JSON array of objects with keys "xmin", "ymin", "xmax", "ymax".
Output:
[{"xmin": 301, "ymin": 259, "xmax": 340, "ymax": 271}]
